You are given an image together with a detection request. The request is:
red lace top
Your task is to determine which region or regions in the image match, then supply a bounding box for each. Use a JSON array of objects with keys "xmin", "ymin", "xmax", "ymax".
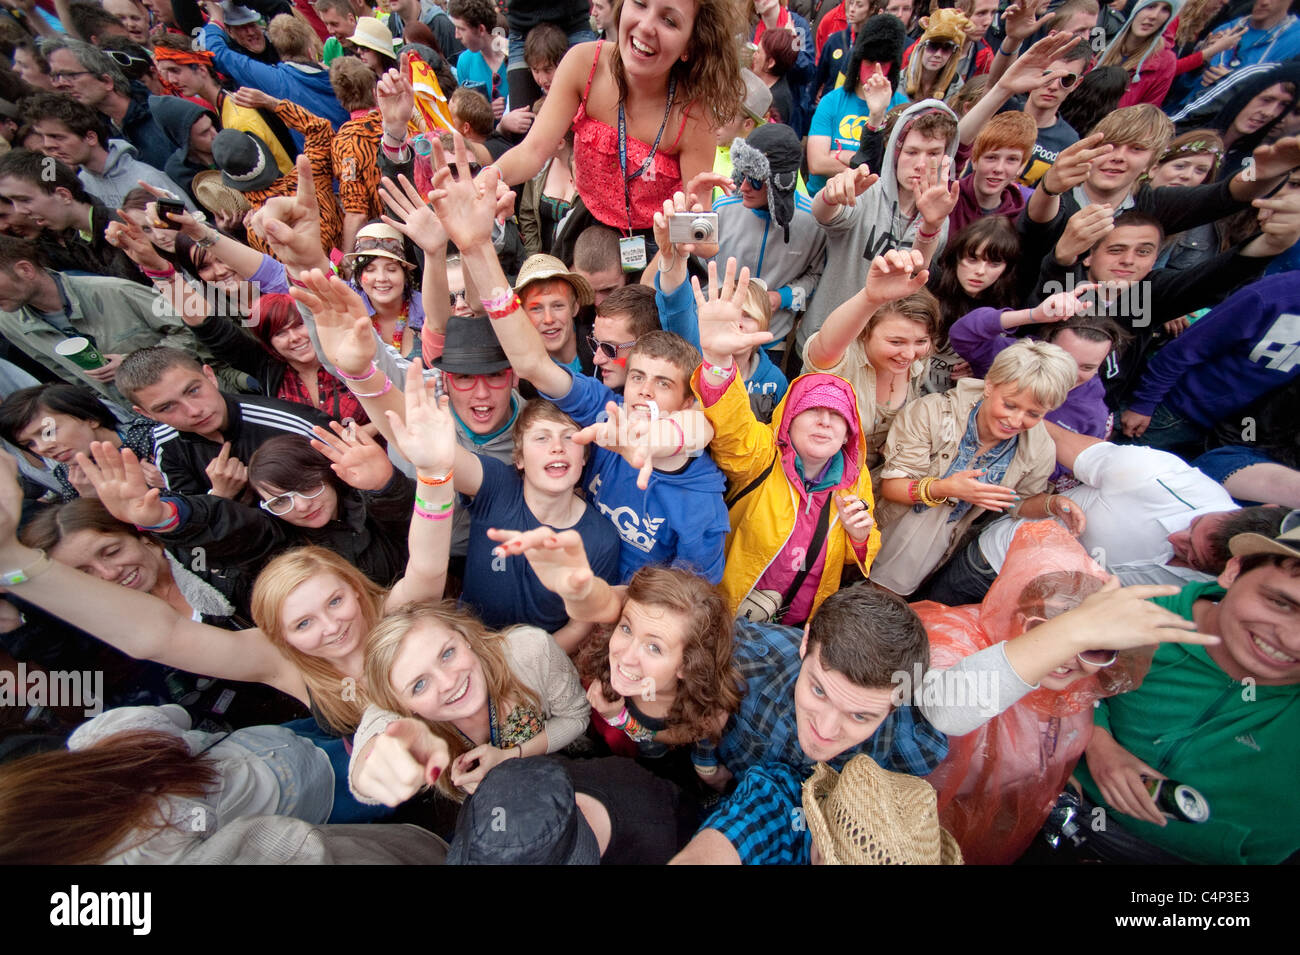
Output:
[{"xmin": 572, "ymin": 41, "xmax": 692, "ymax": 231}]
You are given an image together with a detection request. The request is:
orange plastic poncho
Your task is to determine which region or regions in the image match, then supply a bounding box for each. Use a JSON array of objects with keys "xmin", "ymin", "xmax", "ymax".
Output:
[{"xmin": 913, "ymin": 521, "xmax": 1153, "ymax": 865}]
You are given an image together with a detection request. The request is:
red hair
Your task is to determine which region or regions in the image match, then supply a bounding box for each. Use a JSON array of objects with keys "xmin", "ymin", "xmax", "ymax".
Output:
[{"xmin": 248, "ymin": 293, "xmax": 304, "ymax": 359}]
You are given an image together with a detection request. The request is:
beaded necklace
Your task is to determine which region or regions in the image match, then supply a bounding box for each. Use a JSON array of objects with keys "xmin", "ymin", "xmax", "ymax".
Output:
[{"xmin": 372, "ymin": 301, "xmax": 409, "ymax": 352}]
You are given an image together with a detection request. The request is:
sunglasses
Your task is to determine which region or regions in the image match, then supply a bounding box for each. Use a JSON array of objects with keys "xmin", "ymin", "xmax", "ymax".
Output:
[
  {"xmin": 587, "ymin": 335, "xmax": 636, "ymax": 360},
  {"xmin": 353, "ymin": 235, "xmax": 406, "ymax": 257},
  {"xmin": 260, "ymin": 484, "xmax": 326, "ymax": 516},
  {"xmin": 1043, "ymin": 70, "xmax": 1080, "ymax": 90},
  {"xmin": 105, "ymin": 50, "xmax": 151, "ymax": 69},
  {"xmin": 1025, "ymin": 615, "xmax": 1118, "ymax": 668},
  {"xmin": 927, "ymin": 39, "xmax": 957, "ymax": 52},
  {"xmin": 445, "ymin": 370, "xmax": 513, "ymax": 391},
  {"xmin": 448, "ymin": 288, "xmax": 469, "ymax": 308},
  {"xmin": 741, "ymin": 176, "xmax": 765, "ymax": 190}
]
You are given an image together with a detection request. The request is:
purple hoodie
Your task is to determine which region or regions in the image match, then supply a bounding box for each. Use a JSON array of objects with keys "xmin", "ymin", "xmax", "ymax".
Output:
[
  {"xmin": 947, "ymin": 174, "xmax": 1031, "ymax": 238},
  {"xmin": 949, "ymin": 307, "xmax": 1110, "ymax": 438}
]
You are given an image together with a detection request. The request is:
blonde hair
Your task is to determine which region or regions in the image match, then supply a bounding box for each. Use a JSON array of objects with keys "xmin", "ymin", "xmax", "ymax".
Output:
[
  {"xmin": 251, "ymin": 546, "xmax": 388, "ymax": 735},
  {"xmin": 985, "ymin": 340, "xmax": 1077, "ymax": 410},
  {"xmin": 364, "ymin": 602, "xmax": 541, "ymax": 799},
  {"xmin": 743, "ymin": 281, "xmax": 772, "ymax": 332},
  {"xmin": 1090, "ymin": 104, "xmax": 1174, "ymax": 164}
]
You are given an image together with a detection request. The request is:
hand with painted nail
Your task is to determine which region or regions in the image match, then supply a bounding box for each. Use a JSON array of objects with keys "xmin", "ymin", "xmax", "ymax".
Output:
[
  {"xmin": 934, "ymin": 469, "xmax": 1021, "ymax": 511},
  {"xmin": 485, "ymin": 526, "xmax": 595, "ymax": 602},
  {"xmin": 352, "ymin": 717, "xmax": 451, "ymax": 806}
]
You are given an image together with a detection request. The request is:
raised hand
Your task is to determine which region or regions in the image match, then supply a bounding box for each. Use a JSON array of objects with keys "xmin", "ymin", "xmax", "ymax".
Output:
[
  {"xmin": 572, "ymin": 400, "xmax": 679, "ymax": 490},
  {"xmin": 864, "ymin": 248, "xmax": 929, "ymax": 305},
  {"xmin": 1200, "ymin": 22, "xmax": 1247, "ymax": 59},
  {"xmin": 246, "ymin": 154, "xmax": 326, "ymax": 272},
  {"xmin": 386, "ymin": 361, "xmax": 456, "ymax": 475},
  {"xmin": 1040, "ymin": 133, "xmax": 1112, "ymax": 197},
  {"xmin": 916, "ymin": 155, "xmax": 960, "ymax": 228},
  {"xmin": 376, "ymin": 62, "xmax": 415, "ymax": 140},
  {"xmin": 76, "ymin": 442, "xmax": 169, "ymax": 528},
  {"xmin": 486, "ymin": 527, "xmax": 597, "ymax": 603},
  {"xmin": 204, "ymin": 441, "xmax": 249, "ymax": 499},
  {"xmin": 692, "ymin": 258, "xmax": 773, "ymax": 369},
  {"xmin": 427, "ymin": 132, "xmax": 499, "ymax": 252},
  {"xmin": 1055, "ymin": 203, "xmax": 1114, "ymax": 264},
  {"xmin": 1249, "ymin": 186, "xmax": 1300, "ymax": 255},
  {"xmin": 1001, "ymin": 0, "xmax": 1051, "ymax": 42},
  {"xmin": 1032, "ymin": 282, "xmax": 1098, "ymax": 322},
  {"xmin": 134, "ymin": 181, "xmax": 211, "ymax": 241},
  {"xmin": 995, "ymin": 31, "xmax": 1083, "ymax": 94},
  {"xmin": 820, "ymin": 166, "xmax": 879, "ymax": 208},
  {"xmin": 105, "ymin": 215, "xmax": 170, "ymax": 272},
  {"xmin": 310, "ymin": 420, "xmax": 394, "ymax": 491},
  {"xmin": 863, "ymin": 71, "xmax": 892, "ymax": 118},
  {"xmin": 378, "ymin": 173, "xmax": 449, "ymax": 255},
  {"xmin": 354, "ymin": 717, "xmax": 450, "ymax": 806},
  {"xmin": 289, "ymin": 269, "xmax": 376, "ymax": 377}
]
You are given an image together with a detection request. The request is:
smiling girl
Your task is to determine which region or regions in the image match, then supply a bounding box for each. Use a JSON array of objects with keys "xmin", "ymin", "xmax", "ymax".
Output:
[
  {"xmin": 0, "ymin": 363, "xmax": 458, "ymax": 737},
  {"xmin": 1097, "ymin": 0, "xmax": 1182, "ymax": 107},
  {"xmin": 345, "ymin": 223, "xmax": 424, "ymax": 360},
  {"xmin": 871, "ymin": 339, "xmax": 1078, "ymax": 596}
]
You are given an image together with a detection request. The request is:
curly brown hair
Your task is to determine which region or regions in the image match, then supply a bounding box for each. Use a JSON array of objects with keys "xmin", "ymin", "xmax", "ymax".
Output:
[
  {"xmin": 577, "ymin": 566, "xmax": 742, "ymax": 742},
  {"xmin": 607, "ymin": 0, "xmax": 747, "ymax": 129}
]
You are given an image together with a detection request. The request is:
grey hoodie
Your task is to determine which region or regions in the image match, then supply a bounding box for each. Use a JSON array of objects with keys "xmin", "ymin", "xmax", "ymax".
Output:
[
  {"xmin": 78, "ymin": 139, "xmax": 191, "ymax": 212},
  {"xmin": 798, "ymin": 99, "xmax": 958, "ymax": 354}
]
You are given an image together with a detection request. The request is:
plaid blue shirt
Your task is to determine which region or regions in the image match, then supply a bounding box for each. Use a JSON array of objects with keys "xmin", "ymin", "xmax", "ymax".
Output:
[
  {"xmin": 719, "ymin": 620, "xmax": 949, "ymax": 777},
  {"xmin": 704, "ymin": 762, "xmax": 811, "ymax": 865}
]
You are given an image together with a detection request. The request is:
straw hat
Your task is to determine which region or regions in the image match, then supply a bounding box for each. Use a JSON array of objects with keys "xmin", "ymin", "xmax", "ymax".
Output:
[
  {"xmin": 348, "ymin": 16, "xmax": 398, "ymax": 60},
  {"xmin": 191, "ymin": 169, "xmax": 251, "ymax": 217},
  {"xmin": 515, "ymin": 254, "xmax": 594, "ymax": 306},
  {"xmin": 802, "ymin": 756, "xmax": 963, "ymax": 865},
  {"xmin": 341, "ymin": 223, "xmax": 416, "ymax": 269}
]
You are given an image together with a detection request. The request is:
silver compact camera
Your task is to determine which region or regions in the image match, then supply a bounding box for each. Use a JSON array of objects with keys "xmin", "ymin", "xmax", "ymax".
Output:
[{"xmin": 667, "ymin": 212, "xmax": 718, "ymax": 244}]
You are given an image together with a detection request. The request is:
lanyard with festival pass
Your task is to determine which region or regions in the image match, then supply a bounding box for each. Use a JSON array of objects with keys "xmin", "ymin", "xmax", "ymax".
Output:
[
  {"xmin": 455, "ymin": 696, "xmax": 501, "ymax": 749},
  {"xmin": 616, "ymin": 77, "xmax": 676, "ymax": 272}
]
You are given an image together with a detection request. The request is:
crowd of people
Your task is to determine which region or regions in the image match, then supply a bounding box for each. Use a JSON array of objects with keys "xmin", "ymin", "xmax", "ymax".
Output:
[{"xmin": 0, "ymin": 0, "xmax": 1295, "ymax": 866}]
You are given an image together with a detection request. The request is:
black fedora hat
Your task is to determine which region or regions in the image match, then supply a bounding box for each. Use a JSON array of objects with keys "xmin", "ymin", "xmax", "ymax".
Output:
[
  {"xmin": 432, "ymin": 315, "xmax": 512, "ymax": 377},
  {"xmin": 212, "ymin": 128, "xmax": 280, "ymax": 193}
]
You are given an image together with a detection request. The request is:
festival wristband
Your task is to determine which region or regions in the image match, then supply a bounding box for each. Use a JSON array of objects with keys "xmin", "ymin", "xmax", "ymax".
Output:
[
  {"xmin": 141, "ymin": 265, "xmax": 176, "ymax": 279},
  {"xmin": 335, "ymin": 361, "xmax": 379, "ymax": 382},
  {"xmin": 351, "ymin": 377, "xmax": 393, "ymax": 399},
  {"xmin": 413, "ymin": 495, "xmax": 453, "ymax": 512},
  {"xmin": 667, "ymin": 418, "xmax": 684, "ymax": 456},
  {"xmin": 418, "ymin": 470, "xmax": 454, "ymax": 487},
  {"xmin": 0, "ymin": 551, "xmax": 52, "ymax": 586}
]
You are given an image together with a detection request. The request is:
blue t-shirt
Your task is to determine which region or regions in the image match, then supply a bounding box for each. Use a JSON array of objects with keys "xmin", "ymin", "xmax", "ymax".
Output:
[
  {"xmin": 460, "ymin": 455, "xmax": 621, "ymax": 631},
  {"xmin": 544, "ymin": 371, "xmax": 731, "ymax": 584},
  {"xmin": 455, "ymin": 50, "xmax": 507, "ymax": 105},
  {"xmin": 807, "ymin": 86, "xmax": 908, "ymax": 193}
]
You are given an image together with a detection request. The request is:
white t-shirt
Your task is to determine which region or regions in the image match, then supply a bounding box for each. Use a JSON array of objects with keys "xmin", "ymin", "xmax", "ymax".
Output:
[{"xmin": 978, "ymin": 443, "xmax": 1237, "ymax": 574}]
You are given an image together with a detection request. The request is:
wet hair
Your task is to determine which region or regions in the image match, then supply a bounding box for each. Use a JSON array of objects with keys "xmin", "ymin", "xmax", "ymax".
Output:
[
  {"xmin": 0, "ymin": 383, "xmax": 116, "ymax": 445},
  {"xmin": 329, "ymin": 55, "xmax": 377, "ymax": 111},
  {"xmin": 1059, "ymin": 67, "xmax": 1129, "ymax": 141},
  {"xmin": 247, "ymin": 433, "xmax": 346, "ymax": 498},
  {"xmin": 806, "ymin": 585, "xmax": 929, "ymax": 689},
  {"xmin": 523, "ymin": 22, "xmax": 566, "ymax": 69},
  {"xmin": 363, "ymin": 602, "xmax": 542, "ymax": 799},
  {"xmin": 115, "ymin": 347, "xmax": 204, "ymax": 405},
  {"xmin": 0, "ymin": 730, "xmax": 220, "ymax": 864},
  {"xmin": 597, "ymin": 284, "xmax": 659, "ymax": 337},
  {"xmin": 578, "ymin": 566, "xmax": 743, "ymax": 741},
  {"xmin": 0, "ymin": 148, "xmax": 91, "ymax": 202},
  {"xmin": 21, "ymin": 90, "xmax": 110, "ymax": 146}
]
